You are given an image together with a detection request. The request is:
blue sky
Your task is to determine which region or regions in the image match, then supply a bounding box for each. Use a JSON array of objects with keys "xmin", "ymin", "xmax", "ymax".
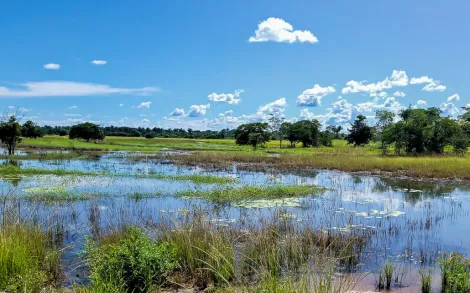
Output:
[{"xmin": 0, "ymin": 0, "xmax": 469, "ymax": 129}]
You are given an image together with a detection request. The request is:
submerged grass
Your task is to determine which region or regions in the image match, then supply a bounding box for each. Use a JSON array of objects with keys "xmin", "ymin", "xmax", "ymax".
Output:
[
  {"xmin": 176, "ymin": 185, "xmax": 326, "ymax": 204},
  {"xmin": 144, "ymin": 173, "xmax": 237, "ymax": 184}
]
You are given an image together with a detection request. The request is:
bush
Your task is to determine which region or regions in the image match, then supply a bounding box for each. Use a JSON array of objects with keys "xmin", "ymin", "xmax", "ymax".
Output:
[
  {"xmin": 440, "ymin": 253, "xmax": 470, "ymax": 292},
  {"xmin": 84, "ymin": 226, "xmax": 178, "ymax": 293},
  {"xmin": 145, "ymin": 133, "xmax": 155, "ymax": 139}
]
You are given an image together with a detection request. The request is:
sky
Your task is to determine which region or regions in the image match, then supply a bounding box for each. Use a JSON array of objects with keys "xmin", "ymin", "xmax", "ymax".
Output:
[{"xmin": 0, "ymin": 0, "xmax": 469, "ymax": 130}]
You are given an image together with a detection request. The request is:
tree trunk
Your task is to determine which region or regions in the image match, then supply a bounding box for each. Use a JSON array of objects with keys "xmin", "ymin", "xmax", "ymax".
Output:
[{"xmin": 279, "ymin": 139, "xmax": 282, "ymax": 149}]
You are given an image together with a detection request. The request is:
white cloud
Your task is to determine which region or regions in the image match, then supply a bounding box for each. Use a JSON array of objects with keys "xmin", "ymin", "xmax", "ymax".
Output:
[
  {"xmin": 119, "ymin": 104, "xmax": 124, "ymax": 107},
  {"xmin": 258, "ymin": 97, "xmax": 287, "ymax": 116},
  {"xmin": 447, "ymin": 93, "xmax": 460, "ymax": 102},
  {"xmin": 68, "ymin": 105, "xmax": 78, "ymax": 109},
  {"xmin": 91, "ymin": 60, "xmax": 107, "ymax": 65},
  {"xmin": 440, "ymin": 101, "xmax": 460, "ymax": 117},
  {"xmin": 410, "ymin": 76, "xmax": 446, "ymax": 92},
  {"xmin": 208, "ymin": 89, "xmax": 243, "ymax": 105},
  {"xmin": 170, "ymin": 108, "xmax": 185, "ymax": 117},
  {"xmin": 137, "ymin": 101, "xmax": 151, "ymax": 109},
  {"xmin": 141, "ymin": 119, "xmax": 150, "ymax": 124},
  {"xmin": 393, "ymin": 91, "xmax": 406, "ymax": 97},
  {"xmin": 248, "ymin": 17, "xmax": 318, "ymax": 44},
  {"xmin": 417, "ymin": 100, "xmax": 427, "ymax": 107},
  {"xmin": 370, "ymin": 91, "xmax": 388, "ymax": 98},
  {"xmin": 0, "ymin": 81, "xmax": 159, "ymax": 98},
  {"xmin": 188, "ymin": 104, "xmax": 210, "ymax": 117},
  {"xmin": 44, "ymin": 63, "xmax": 61, "ymax": 70},
  {"xmin": 297, "ymin": 84, "xmax": 335, "ymax": 107},
  {"xmin": 342, "ymin": 70, "xmax": 408, "ymax": 95}
]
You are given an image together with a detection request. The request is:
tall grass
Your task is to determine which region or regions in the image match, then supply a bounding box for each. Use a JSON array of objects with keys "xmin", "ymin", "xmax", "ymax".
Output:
[{"xmin": 0, "ymin": 223, "xmax": 61, "ymax": 292}]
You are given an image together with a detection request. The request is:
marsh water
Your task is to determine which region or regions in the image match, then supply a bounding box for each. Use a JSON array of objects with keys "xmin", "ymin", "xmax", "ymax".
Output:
[{"xmin": 1, "ymin": 151, "xmax": 470, "ymax": 291}]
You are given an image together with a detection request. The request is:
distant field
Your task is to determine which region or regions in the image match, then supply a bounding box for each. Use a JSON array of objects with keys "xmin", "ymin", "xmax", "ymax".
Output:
[{"xmin": 18, "ymin": 135, "xmax": 470, "ymax": 180}]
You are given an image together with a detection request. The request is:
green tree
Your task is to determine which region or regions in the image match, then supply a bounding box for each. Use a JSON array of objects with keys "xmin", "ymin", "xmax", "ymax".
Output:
[
  {"xmin": 326, "ymin": 125, "xmax": 343, "ymax": 139},
  {"xmin": 375, "ymin": 110, "xmax": 395, "ymax": 155},
  {"xmin": 234, "ymin": 122, "xmax": 270, "ymax": 150},
  {"xmin": 21, "ymin": 120, "xmax": 44, "ymax": 138},
  {"xmin": 0, "ymin": 116, "xmax": 22, "ymax": 155},
  {"xmin": 268, "ymin": 115, "xmax": 286, "ymax": 148},
  {"xmin": 346, "ymin": 115, "xmax": 373, "ymax": 147},
  {"xmin": 69, "ymin": 122, "xmax": 105, "ymax": 142}
]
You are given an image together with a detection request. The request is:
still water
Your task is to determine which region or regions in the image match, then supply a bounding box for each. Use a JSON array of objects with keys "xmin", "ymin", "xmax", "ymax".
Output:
[{"xmin": 1, "ymin": 152, "xmax": 469, "ymax": 290}]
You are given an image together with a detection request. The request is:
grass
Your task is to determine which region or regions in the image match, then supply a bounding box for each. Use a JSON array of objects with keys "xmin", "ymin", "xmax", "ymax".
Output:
[
  {"xmin": 0, "ymin": 223, "xmax": 61, "ymax": 292},
  {"xmin": 0, "ymin": 164, "xmax": 101, "ymax": 177},
  {"xmin": 176, "ymin": 185, "xmax": 326, "ymax": 204}
]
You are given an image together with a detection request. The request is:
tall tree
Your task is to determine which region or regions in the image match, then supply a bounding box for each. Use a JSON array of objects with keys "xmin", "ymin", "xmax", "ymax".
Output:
[
  {"xmin": 268, "ymin": 115, "xmax": 286, "ymax": 148},
  {"xmin": 375, "ymin": 110, "xmax": 395, "ymax": 155},
  {"xmin": 0, "ymin": 116, "xmax": 22, "ymax": 155},
  {"xmin": 346, "ymin": 115, "xmax": 373, "ymax": 147},
  {"xmin": 326, "ymin": 125, "xmax": 343, "ymax": 139}
]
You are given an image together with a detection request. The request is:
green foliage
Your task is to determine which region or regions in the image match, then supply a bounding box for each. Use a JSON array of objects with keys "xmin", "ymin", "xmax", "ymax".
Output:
[
  {"xmin": 285, "ymin": 119, "xmax": 331, "ymax": 147},
  {"xmin": 440, "ymin": 253, "xmax": 470, "ymax": 293},
  {"xmin": 419, "ymin": 269, "xmax": 432, "ymax": 293},
  {"xmin": 235, "ymin": 122, "xmax": 270, "ymax": 150},
  {"xmin": 0, "ymin": 224, "xmax": 61, "ymax": 292},
  {"xmin": 326, "ymin": 125, "xmax": 343, "ymax": 139},
  {"xmin": 0, "ymin": 115, "xmax": 22, "ymax": 155},
  {"xmin": 84, "ymin": 226, "xmax": 178, "ymax": 293},
  {"xmin": 375, "ymin": 110, "xmax": 395, "ymax": 155},
  {"xmin": 389, "ymin": 107, "xmax": 467, "ymax": 154},
  {"xmin": 21, "ymin": 120, "xmax": 44, "ymax": 138},
  {"xmin": 268, "ymin": 115, "xmax": 286, "ymax": 148},
  {"xmin": 346, "ymin": 115, "xmax": 373, "ymax": 147},
  {"xmin": 69, "ymin": 122, "xmax": 105, "ymax": 142}
]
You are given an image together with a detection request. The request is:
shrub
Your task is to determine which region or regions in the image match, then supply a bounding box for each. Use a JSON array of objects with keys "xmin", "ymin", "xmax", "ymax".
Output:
[
  {"xmin": 440, "ymin": 253, "xmax": 470, "ymax": 293},
  {"xmin": 84, "ymin": 226, "xmax": 179, "ymax": 293}
]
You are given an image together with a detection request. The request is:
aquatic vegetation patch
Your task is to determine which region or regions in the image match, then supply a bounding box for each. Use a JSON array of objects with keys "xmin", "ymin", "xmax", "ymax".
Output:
[
  {"xmin": 176, "ymin": 184, "xmax": 326, "ymax": 204},
  {"xmin": 22, "ymin": 186, "xmax": 97, "ymax": 201},
  {"xmin": 440, "ymin": 253, "xmax": 470, "ymax": 292},
  {"xmin": 142, "ymin": 173, "xmax": 238, "ymax": 184},
  {"xmin": 0, "ymin": 164, "xmax": 101, "ymax": 176}
]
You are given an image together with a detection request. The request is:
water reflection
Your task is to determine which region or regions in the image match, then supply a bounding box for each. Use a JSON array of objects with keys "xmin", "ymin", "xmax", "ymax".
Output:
[{"xmin": 0, "ymin": 153, "xmax": 469, "ymax": 286}]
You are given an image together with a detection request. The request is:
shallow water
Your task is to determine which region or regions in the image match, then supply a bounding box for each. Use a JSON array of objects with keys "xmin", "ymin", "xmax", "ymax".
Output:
[{"xmin": 1, "ymin": 152, "xmax": 469, "ymax": 291}]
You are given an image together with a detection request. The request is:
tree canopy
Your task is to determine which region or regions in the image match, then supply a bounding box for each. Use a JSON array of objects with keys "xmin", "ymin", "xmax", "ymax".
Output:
[
  {"xmin": 69, "ymin": 122, "xmax": 105, "ymax": 142},
  {"xmin": 234, "ymin": 122, "xmax": 270, "ymax": 150},
  {"xmin": 345, "ymin": 115, "xmax": 373, "ymax": 147},
  {"xmin": 0, "ymin": 116, "xmax": 22, "ymax": 155},
  {"xmin": 21, "ymin": 120, "xmax": 44, "ymax": 138}
]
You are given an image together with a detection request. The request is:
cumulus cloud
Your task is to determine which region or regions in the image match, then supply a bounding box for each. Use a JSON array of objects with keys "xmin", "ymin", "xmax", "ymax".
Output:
[
  {"xmin": 370, "ymin": 91, "xmax": 388, "ymax": 98},
  {"xmin": 297, "ymin": 84, "xmax": 335, "ymax": 107},
  {"xmin": 208, "ymin": 89, "xmax": 243, "ymax": 105},
  {"xmin": 141, "ymin": 119, "xmax": 150, "ymax": 124},
  {"xmin": 342, "ymin": 70, "xmax": 408, "ymax": 95},
  {"xmin": 68, "ymin": 105, "xmax": 78, "ymax": 109},
  {"xmin": 439, "ymin": 94, "xmax": 461, "ymax": 117},
  {"xmin": 410, "ymin": 76, "xmax": 446, "ymax": 92},
  {"xmin": 0, "ymin": 81, "xmax": 159, "ymax": 98},
  {"xmin": 447, "ymin": 93, "xmax": 460, "ymax": 102},
  {"xmin": 91, "ymin": 60, "xmax": 107, "ymax": 65},
  {"xmin": 44, "ymin": 63, "xmax": 61, "ymax": 70},
  {"xmin": 248, "ymin": 17, "xmax": 318, "ymax": 44},
  {"xmin": 170, "ymin": 108, "xmax": 185, "ymax": 117},
  {"xmin": 417, "ymin": 100, "xmax": 428, "ymax": 107},
  {"xmin": 137, "ymin": 101, "xmax": 151, "ymax": 109},
  {"xmin": 188, "ymin": 104, "xmax": 210, "ymax": 117},
  {"xmin": 393, "ymin": 91, "xmax": 406, "ymax": 97},
  {"xmin": 258, "ymin": 97, "xmax": 287, "ymax": 116}
]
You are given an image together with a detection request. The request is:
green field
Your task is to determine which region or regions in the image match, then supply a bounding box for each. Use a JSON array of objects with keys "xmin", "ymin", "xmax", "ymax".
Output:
[{"xmin": 16, "ymin": 135, "xmax": 470, "ymax": 180}]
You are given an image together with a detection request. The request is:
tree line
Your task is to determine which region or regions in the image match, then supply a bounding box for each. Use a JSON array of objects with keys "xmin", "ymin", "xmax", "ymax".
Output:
[{"xmin": 236, "ymin": 108, "xmax": 470, "ymax": 154}]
